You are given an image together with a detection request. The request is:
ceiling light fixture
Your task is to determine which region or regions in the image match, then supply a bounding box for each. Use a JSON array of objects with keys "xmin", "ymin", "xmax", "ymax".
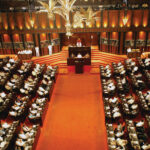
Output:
[{"xmin": 38, "ymin": 0, "xmax": 99, "ymax": 36}]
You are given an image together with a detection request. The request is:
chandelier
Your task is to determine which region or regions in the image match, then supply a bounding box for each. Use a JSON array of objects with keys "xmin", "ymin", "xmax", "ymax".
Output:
[{"xmin": 38, "ymin": 0, "xmax": 99, "ymax": 36}]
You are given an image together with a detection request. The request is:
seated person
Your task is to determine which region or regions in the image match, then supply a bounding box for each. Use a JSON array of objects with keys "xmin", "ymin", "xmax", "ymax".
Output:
[
  {"xmin": 84, "ymin": 53, "xmax": 90, "ymax": 58},
  {"xmin": 71, "ymin": 53, "xmax": 75, "ymax": 58},
  {"xmin": 77, "ymin": 53, "xmax": 82, "ymax": 58}
]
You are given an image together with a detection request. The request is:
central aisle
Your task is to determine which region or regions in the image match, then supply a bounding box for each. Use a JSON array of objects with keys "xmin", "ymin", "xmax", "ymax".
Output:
[{"xmin": 36, "ymin": 73, "xmax": 108, "ymax": 150}]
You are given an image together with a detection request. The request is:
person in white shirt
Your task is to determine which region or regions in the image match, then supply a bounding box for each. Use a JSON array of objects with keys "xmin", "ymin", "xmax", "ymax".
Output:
[
  {"xmin": 48, "ymin": 45, "xmax": 52, "ymax": 55},
  {"xmin": 76, "ymin": 38, "xmax": 82, "ymax": 47},
  {"xmin": 35, "ymin": 47, "xmax": 40, "ymax": 57},
  {"xmin": 77, "ymin": 53, "xmax": 82, "ymax": 58}
]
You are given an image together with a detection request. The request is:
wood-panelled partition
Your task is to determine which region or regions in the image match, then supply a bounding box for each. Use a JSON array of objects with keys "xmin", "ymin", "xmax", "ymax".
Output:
[{"xmin": 0, "ymin": 9, "xmax": 150, "ymax": 55}]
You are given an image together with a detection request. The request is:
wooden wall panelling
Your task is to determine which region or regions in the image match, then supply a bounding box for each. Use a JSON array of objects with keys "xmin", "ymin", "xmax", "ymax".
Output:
[
  {"xmin": 100, "ymin": 10, "xmax": 103, "ymax": 28},
  {"xmin": 24, "ymin": 33, "xmax": 34, "ymax": 51},
  {"xmin": 93, "ymin": 16, "xmax": 96, "ymax": 28},
  {"xmin": 35, "ymin": 13, "xmax": 40, "ymax": 29},
  {"xmin": 48, "ymin": 33, "xmax": 51, "ymax": 42},
  {"xmin": 60, "ymin": 33, "xmax": 69, "ymax": 46},
  {"xmin": 0, "ymin": 34, "xmax": 4, "ymax": 54},
  {"xmin": 19, "ymin": 34, "xmax": 24, "ymax": 50},
  {"xmin": 122, "ymin": 32, "xmax": 126, "ymax": 54},
  {"xmin": 133, "ymin": 31, "xmax": 137, "ymax": 49},
  {"xmin": 148, "ymin": 10, "xmax": 150, "ymax": 27},
  {"xmin": 145, "ymin": 31, "xmax": 148, "ymax": 51},
  {"xmin": 103, "ymin": 10, "xmax": 108, "ymax": 28},
  {"xmin": 142, "ymin": 10, "xmax": 148, "ymax": 27},
  {"xmin": 0, "ymin": 10, "xmax": 150, "ymax": 55},
  {"xmin": 6, "ymin": 13, "xmax": 10, "ymax": 30},
  {"xmin": 13, "ymin": 33, "xmax": 21, "ymax": 54},
  {"xmin": 107, "ymin": 10, "xmax": 110, "ymax": 28},
  {"xmin": 38, "ymin": 12, "xmax": 47, "ymax": 30},
  {"xmin": 53, "ymin": 15, "xmax": 57, "ymax": 29},
  {"xmin": 61, "ymin": 14, "xmax": 65, "ymax": 29},
  {"xmin": 70, "ymin": 11, "xmax": 73, "ymax": 27},
  {"xmin": 9, "ymin": 34, "xmax": 15, "ymax": 54},
  {"xmin": 13, "ymin": 12, "xmax": 17, "ymax": 30},
  {"xmin": 46, "ymin": 13, "xmax": 50, "ymax": 29},
  {"xmin": 34, "ymin": 34, "xmax": 39, "ymax": 48},
  {"xmin": 21, "ymin": 34, "xmax": 25, "ymax": 49},
  {"xmin": 13, "ymin": 34, "xmax": 20, "ymax": 42},
  {"xmin": 118, "ymin": 32, "xmax": 121, "ymax": 54},
  {"xmin": 3, "ymin": 34, "xmax": 11, "ymax": 42},
  {"xmin": 60, "ymin": 15, "xmax": 63, "ymax": 29},
  {"xmin": 109, "ymin": 32, "xmax": 112, "ymax": 53},
  {"xmin": 126, "ymin": 10, "xmax": 132, "ymax": 27},
  {"xmin": 108, "ymin": 32, "xmax": 110, "ymax": 53},
  {"xmin": 16, "ymin": 12, "xmax": 24, "ymax": 30},
  {"xmin": 136, "ymin": 31, "xmax": 146, "ymax": 50},
  {"xmin": 119, "ymin": 10, "xmax": 124, "ymax": 27},
  {"xmin": 147, "ymin": 32, "xmax": 150, "ymax": 52},
  {"xmin": 130, "ymin": 10, "xmax": 134, "ymax": 27},
  {"xmin": 0, "ymin": 12, "xmax": 3, "ymax": 30},
  {"xmin": 0, "ymin": 13, "xmax": 5, "ymax": 30},
  {"xmin": 55, "ymin": 14, "xmax": 61, "ymax": 29},
  {"xmin": 141, "ymin": 10, "xmax": 144, "ymax": 27},
  {"xmin": 133, "ymin": 10, "xmax": 142, "ymax": 27},
  {"xmin": 100, "ymin": 32, "xmax": 108, "ymax": 52},
  {"xmin": 25, "ymin": 33, "xmax": 32, "ymax": 42},
  {"xmin": 37, "ymin": 13, "xmax": 42, "ymax": 29},
  {"xmin": 37, "ymin": 33, "xmax": 42, "ymax": 56},
  {"xmin": 23, "ymin": 12, "xmax": 26, "ymax": 30},
  {"xmin": 0, "ymin": 21, "xmax": 3, "ymax": 31},
  {"xmin": 40, "ymin": 33, "xmax": 48, "ymax": 55},
  {"xmin": 118, "ymin": 10, "xmax": 120, "ymax": 28},
  {"xmin": 96, "ymin": 11, "xmax": 101, "ymax": 28},
  {"xmin": 97, "ymin": 32, "xmax": 100, "ymax": 50},
  {"xmin": 3, "ymin": 34, "xmax": 11, "ymax": 54},
  {"xmin": 60, "ymin": 33, "xmax": 98, "ymax": 47},
  {"xmin": 147, "ymin": 32, "xmax": 150, "ymax": 51},
  {"xmin": 49, "ymin": 18, "xmax": 54, "ymax": 29},
  {"xmin": 109, "ymin": 10, "xmax": 118, "ymax": 28},
  {"xmin": 125, "ymin": 31, "xmax": 133, "ymax": 48},
  {"xmin": 40, "ymin": 33, "xmax": 46, "ymax": 41},
  {"xmin": 25, "ymin": 12, "xmax": 31, "ymax": 30},
  {"xmin": 118, "ymin": 32, "xmax": 125, "ymax": 54},
  {"xmin": 32, "ymin": 34, "xmax": 36, "ymax": 56},
  {"xmin": 31, "ymin": 12, "xmax": 38, "ymax": 30},
  {"xmin": 110, "ymin": 32, "xmax": 118, "ymax": 54}
]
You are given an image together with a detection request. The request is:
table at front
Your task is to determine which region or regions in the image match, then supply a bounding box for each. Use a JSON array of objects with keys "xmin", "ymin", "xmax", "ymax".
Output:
[
  {"xmin": 67, "ymin": 46, "xmax": 91, "ymax": 66},
  {"xmin": 67, "ymin": 58, "xmax": 91, "ymax": 65},
  {"xmin": 17, "ymin": 54, "xmax": 32, "ymax": 60}
]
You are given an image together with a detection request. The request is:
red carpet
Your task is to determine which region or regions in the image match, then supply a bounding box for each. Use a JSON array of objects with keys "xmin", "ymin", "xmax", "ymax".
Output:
[{"xmin": 36, "ymin": 73, "xmax": 108, "ymax": 150}]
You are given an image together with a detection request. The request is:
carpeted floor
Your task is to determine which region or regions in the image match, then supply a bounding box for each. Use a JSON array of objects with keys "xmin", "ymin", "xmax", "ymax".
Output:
[{"xmin": 36, "ymin": 72, "xmax": 108, "ymax": 150}]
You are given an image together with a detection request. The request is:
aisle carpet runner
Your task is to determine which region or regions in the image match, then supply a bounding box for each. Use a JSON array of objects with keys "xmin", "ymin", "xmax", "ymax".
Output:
[{"xmin": 36, "ymin": 72, "xmax": 108, "ymax": 150}]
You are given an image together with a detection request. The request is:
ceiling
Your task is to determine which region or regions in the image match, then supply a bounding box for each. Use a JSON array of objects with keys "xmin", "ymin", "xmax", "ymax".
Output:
[{"xmin": 0, "ymin": 0, "xmax": 149, "ymax": 12}]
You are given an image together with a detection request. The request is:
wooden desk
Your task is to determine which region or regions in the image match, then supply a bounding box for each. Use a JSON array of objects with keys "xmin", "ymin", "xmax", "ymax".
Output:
[
  {"xmin": 67, "ymin": 47, "xmax": 91, "ymax": 66},
  {"xmin": 67, "ymin": 58, "xmax": 91, "ymax": 65},
  {"xmin": 18, "ymin": 54, "xmax": 32, "ymax": 60},
  {"xmin": 75, "ymin": 59, "xmax": 84, "ymax": 74},
  {"xmin": 17, "ymin": 50, "xmax": 33, "ymax": 60},
  {"xmin": 127, "ymin": 49, "xmax": 141, "ymax": 58}
]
